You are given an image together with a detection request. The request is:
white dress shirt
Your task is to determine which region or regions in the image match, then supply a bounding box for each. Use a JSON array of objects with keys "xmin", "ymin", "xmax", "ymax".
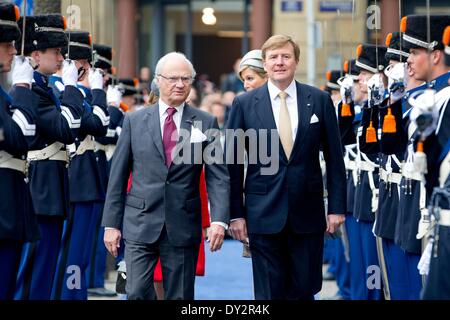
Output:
[
  {"xmin": 158, "ymin": 98, "xmax": 184, "ymax": 136},
  {"xmin": 267, "ymin": 79, "xmax": 299, "ymax": 142}
]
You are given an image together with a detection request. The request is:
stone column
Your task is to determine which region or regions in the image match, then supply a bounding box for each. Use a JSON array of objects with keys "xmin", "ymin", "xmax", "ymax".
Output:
[
  {"xmin": 251, "ymin": 0, "xmax": 272, "ymax": 50},
  {"xmin": 117, "ymin": 0, "xmax": 137, "ymax": 78},
  {"xmin": 380, "ymin": 0, "xmax": 400, "ymax": 43}
]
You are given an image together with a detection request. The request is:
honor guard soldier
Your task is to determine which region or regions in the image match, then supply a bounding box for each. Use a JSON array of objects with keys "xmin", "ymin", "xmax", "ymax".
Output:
[
  {"xmin": 86, "ymin": 43, "xmax": 118, "ymax": 297},
  {"xmin": 336, "ymin": 58, "xmax": 364, "ymax": 300},
  {"xmin": 400, "ymin": 15, "xmax": 449, "ymax": 298},
  {"xmin": 14, "ymin": 14, "xmax": 85, "ymax": 300},
  {"xmin": 0, "ymin": 3, "xmax": 40, "ymax": 300},
  {"xmin": 394, "ymin": 15, "xmax": 449, "ymax": 300},
  {"xmin": 378, "ymin": 20, "xmax": 435, "ymax": 302},
  {"xmin": 323, "ymin": 69, "xmax": 351, "ymax": 300},
  {"xmin": 372, "ymin": 31, "xmax": 423, "ymax": 299},
  {"xmin": 353, "ymin": 43, "xmax": 388, "ymax": 300},
  {"xmin": 421, "ymin": 25, "xmax": 450, "ymax": 299},
  {"xmin": 49, "ymin": 31, "xmax": 110, "ymax": 300},
  {"xmin": 404, "ymin": 14, "xmax": 450, "ymax": 207}
]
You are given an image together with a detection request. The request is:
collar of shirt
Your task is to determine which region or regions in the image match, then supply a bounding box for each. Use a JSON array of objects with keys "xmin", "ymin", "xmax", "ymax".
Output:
[
  {"xmin": 158, "ymin": 98, "xmax": 185, "ymax": 118},
  {"xmin": 158, "ymin": 98, "xmax": 185, "ymax": 133},
  {"xmin": 266, "ymin": 78, "xmax": 298, "ymax": 141},
  {"xmin": 267, "ymin": 78, "xmax": 297, "ymax": 102}
]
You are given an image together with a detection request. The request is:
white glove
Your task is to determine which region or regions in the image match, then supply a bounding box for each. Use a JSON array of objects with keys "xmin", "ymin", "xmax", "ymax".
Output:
[
  {"xmin": 62, "ymin": 59, "xmax": 79, "ymax": 87},
  {"xmin": 107, "ymin": 85, "xmax": 122, "ymax": 107},
  {"xmin": 385, "ymin": 62, "xmax": 406, "ymax": 103},
  {"xmin": 418, "ymin": 239, "xmax": 433, "ymax": 275},
  {"xmin": 367, "ymin": 73, "xmax": 385, "ymax": 107},
  {"xmin": 339, "ymin": 75, "xmax": 354, "ymax": 104},
  {"xmin": 12, "ymin": 56, "xmax": 34, "ymax": 86},
  {"xmin": 409, "ymin": 89, "xmax": 439, "ymax": 138},
  {"xmin": 89, "ymin": 68, "xmax": 104, "ymax": 90}
]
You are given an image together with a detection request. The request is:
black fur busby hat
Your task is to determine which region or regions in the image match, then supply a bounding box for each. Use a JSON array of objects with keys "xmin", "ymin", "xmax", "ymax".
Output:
[
  {"xmin": 118, "ymin": 78, "xmax": 139, "ymax": 97},
  {"xmin": 355, "ymin": 44, "xmax": 388, "ymax": 74},
  {"xmin": 0, "ymin": 3, "xmax": 21, "ymax": 42},
  {"xmin": 325, "ymin": 70, "xmax": 341, "ymax": 91},
  {"xmin": 61, "ymin": 31, "xmax": 92, "ymax": 61},
  {"xmin": 93, "ymin": 44, "xmax": 113, "ymax": 71},
  {"xmin": 16, "ymin": 14, "xmax": 68, "ymax": 55},
  {"xmin": 401, "ymin": 14, "xmax": 450, "ymax": 51},
  {"xmin": 443, "ymin": 26, "xmax": 450, "ymax": 67},
  {"xmin": 344, "ymin": 59, "xmax": 359, "ymax": 78},
  {"xmin": 385, "ymin": 32, "xmax": 409, "ymax": 62}
]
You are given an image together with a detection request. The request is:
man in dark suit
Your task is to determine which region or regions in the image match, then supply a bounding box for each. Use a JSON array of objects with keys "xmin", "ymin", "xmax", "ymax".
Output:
[
  {"xmin": 102, "ymin": 52, "xmax": 230, "ymax": 300},
  {"xmin": 227, "ymin": 35, "xmax": 346, "ymax": 300}
]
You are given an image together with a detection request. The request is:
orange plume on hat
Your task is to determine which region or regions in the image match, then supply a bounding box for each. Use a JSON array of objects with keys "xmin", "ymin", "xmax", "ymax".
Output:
[
  {"xmin": 14, "ymin": 5, "xmax": 20, "ymax": 21},
  {"xmin": 385, "ymin": 33, "xmax": 393, "ymax": 47},
  {"xmin": 400, "ymin": 16, "xmax": 407, "ymax": 33},
  {"xmin": 344, "ymin": 60, "xmax": 349, "ymax": 73},
  {"xmin": 356, "ymin": 44, "xmax": 363, "ymax": 58},
  {"xmin": 443, "ymin": 26, "xmax": 450, "ymax": 46}
]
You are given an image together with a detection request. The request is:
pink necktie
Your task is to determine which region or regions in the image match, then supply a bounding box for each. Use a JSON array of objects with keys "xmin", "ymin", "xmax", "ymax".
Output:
[{"xmin": 162, "ymin": 107, "xmax": 178, "ymax": 167}]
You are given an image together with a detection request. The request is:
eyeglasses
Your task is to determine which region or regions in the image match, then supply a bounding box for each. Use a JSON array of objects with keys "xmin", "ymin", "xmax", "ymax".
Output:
[{"xmin": 158, "ymin": 74, "xmax": 194, "ymax": 85}]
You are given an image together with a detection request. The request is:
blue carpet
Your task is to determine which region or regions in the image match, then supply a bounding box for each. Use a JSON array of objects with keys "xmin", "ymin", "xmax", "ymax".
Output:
[{"xmin": 195, "ymin": 239, "xmax": 254, "ymax": 300}]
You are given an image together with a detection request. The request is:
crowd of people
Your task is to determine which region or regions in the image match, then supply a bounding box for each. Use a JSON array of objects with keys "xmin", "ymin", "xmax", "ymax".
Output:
[{"xmin": 1, "ymin": 1, "xmax": 450, "ymax": 300}]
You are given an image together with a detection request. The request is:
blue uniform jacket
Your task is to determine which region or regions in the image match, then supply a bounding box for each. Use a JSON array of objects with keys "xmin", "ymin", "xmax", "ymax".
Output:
[
  {"xmin": 27, "ymin": 72, "xmax": 84, "ymax": 217},
  {"xmin": 0, "ymin": 85, "xmax": 40, "ymax": 241}
]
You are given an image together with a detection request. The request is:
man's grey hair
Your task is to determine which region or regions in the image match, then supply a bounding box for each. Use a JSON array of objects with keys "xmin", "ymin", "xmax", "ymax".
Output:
[{"xmin": 154, "ymin": 52, "xmax": 196, "ymax": 84}]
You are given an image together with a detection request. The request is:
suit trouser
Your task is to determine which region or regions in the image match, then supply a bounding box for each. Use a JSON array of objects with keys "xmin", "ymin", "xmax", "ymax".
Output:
[
  {"xmin": 382, "ymin": 238, "xmax": 422, "ymax": 300},
  {"xmin": 323, "ymin": 237, "xmax": 335, "ymax": 266},
  {"xmin": 124, "ymin": 226, "xmax": 199, "ymax": 300},
  {"xmin": 0, "ymin": 240, "xmax": 22, "ymax": 300},
  {"xmin": 15, "ymin": 216, "xmax": 63, "ymax": 300},
  {"xmin": 53, "ymin": 202, "xmax": 100, "ymax": 300},
  {"xmin": 249, "ymin": 226, "xmax": 324, "ymax": 300}
]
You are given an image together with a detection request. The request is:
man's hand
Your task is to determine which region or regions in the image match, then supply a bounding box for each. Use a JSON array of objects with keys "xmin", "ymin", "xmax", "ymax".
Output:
[
  {"xmin": 228, "ymin": 218, "xmax": 247, "ymax": 242},
  {"xmin": 326, "ymin": 214, "xmax": 345, "ymax": 234},
  {"xmin": 386, "ymin": 62, "xmax": 406, "ymax": 104},
  {"xmin": 62, "ymin": 60, "xmax": 79, "ymax": 87},
  {"xmin": 104, "ymin": 228, "xmax": 122, "ymax": 257},
  {"xmin": 12, "ymin": 56, "xmax": 34, "ymax": 88},
  {"xmin": 107, "ymin": 85, "xmax": 122, "ymax": 107},
  {"xmin": 207, "ymin": 224, "xmax": 225, "ymax": 252},
  {"xmin": 340, "ymin": 75, "xmax": 354, "ymax": 104},
  {"xmin": 89, "ymin": 68, "xmax": 104, "ymax": 90},
  {"xmin": 367, "ymin": 73, "xmax": 385, "ymax": 107}
]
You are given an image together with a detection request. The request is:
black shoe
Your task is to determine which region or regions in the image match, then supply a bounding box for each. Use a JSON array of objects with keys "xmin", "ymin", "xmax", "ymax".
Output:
[
  {"xmin": 322, "ymin": 271, "xmax": 336, "ymax": 281},
  {"xmin": 88, "ymin": 287, "xmax": 117, "ymax": 297}
]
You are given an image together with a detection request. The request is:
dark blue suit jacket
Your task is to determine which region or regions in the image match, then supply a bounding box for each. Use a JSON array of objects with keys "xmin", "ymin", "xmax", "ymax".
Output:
[{"xmin": 227, "ymin": 81, "xmax": 346, "ymax": 234}]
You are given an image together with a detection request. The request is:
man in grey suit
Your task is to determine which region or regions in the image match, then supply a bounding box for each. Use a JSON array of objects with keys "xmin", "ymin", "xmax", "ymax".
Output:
[{"xmin": 102, "ymin": 52, "xmax": 230, "ymax": 300}]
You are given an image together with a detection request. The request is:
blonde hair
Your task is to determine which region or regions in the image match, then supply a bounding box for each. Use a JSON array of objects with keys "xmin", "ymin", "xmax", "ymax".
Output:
[
  {"xmin": 261, "ymin": 35, "xmax": 300, "ymax": 61},
  {"xmin": 238, "ymin": 65, "xmax": 267, "ymax": 81}
]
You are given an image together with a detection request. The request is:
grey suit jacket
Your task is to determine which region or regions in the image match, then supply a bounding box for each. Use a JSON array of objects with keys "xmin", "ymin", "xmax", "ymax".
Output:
[{"xmin": 102, "ymin": 103, "xmax": 230, "ymax": 246}]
